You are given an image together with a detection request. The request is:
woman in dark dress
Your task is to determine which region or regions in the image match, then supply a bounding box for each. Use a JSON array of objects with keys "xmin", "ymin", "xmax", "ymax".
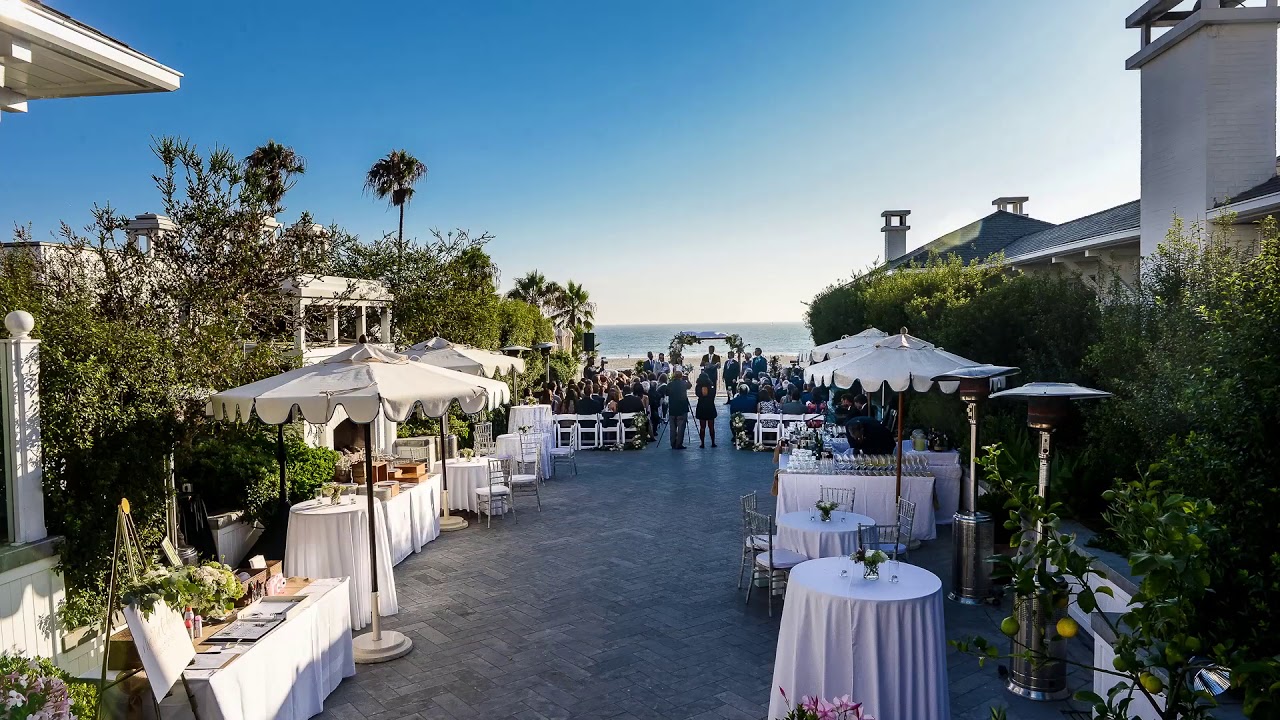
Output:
[{"xmin": 694, "ymin": 372, "xmax": 718, "ymax": 448}]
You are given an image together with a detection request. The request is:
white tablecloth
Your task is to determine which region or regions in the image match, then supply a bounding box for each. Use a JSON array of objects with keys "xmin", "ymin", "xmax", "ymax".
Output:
[
  {"xmin": 777, "ymin": 511, "xmax": 875, "ymax": 559},
  {"xmin": 285, "ymin": 500, "xmax": 398, "ymax": 630},
  {"xmin": 442, "ymin": 457, "xmax": 503, "ymax": 514},
  {"xmin": 901, "ymin": 441, "xmax": 963, "ymax": 524},
  {"xmin": 185, "ymin": 578, "xmax": 355, "ymax": 720},
  {"xmin": 509, "ymin": 404, "xmax": 554, "ymax": 434},
  {"xmin": 776, "ymin": 471, "xmax": 937, "ymax": 541},
  {"xmin": 382, "ymin": 481, "xmax": 439, "ymax": 564},
  {"xmin": 768, "ymin": 558, "xmax": 950, "ymax": 720},
  {"xmin": 496, "ymin": 432, "xmax": 552, "ymax": 478}
]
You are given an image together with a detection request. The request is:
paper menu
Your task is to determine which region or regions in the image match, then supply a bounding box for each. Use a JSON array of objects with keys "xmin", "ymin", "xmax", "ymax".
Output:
[{"xmin": 123, "ymin": 601, "xmax": 197, "ymax": 704}]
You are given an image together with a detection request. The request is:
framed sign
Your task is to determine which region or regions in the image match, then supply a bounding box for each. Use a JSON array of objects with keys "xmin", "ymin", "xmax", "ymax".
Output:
[{"xmin": 159, "ymin": 538, "xmax": 183, "ymax": 567}]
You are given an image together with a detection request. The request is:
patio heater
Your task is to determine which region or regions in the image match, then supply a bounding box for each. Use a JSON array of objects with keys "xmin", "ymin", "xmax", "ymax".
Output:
[
  {"xmin": 931, "ymin": 364, "xmax": 1020, "ymax": 606},
  {"xmin": 990, "ymin": 382, "xmax": 1110, "ymax": 701},
  {"xmin": 535, "ymin": 341, "xmax": 555, "ymax": 386}
]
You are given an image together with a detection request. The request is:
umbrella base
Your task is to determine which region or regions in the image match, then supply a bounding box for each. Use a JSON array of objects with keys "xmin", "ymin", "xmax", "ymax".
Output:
[
  {"xmin": 354, "ymin": 630, "xmax": 413, "ymax": 664},
  {"xmin": 440, "ymin": 514, "xmax": 468, "ymax": 531}
]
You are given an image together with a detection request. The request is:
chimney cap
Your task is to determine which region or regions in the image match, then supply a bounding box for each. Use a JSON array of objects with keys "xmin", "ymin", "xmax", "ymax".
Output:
[
  {"xmin": 992, "ymin": 196, "xmax": 1029, "ymax": 206},
  {"xmin": 880, "ymin": 210, "xmax": 911, "ymax": 218},
  {"xmin": 125, "ymin": 213, "xmax": 177, "ymax": 232}
]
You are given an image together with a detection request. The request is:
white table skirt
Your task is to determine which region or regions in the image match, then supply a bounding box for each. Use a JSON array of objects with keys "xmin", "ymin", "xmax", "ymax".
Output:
[
  {"xmin": 442, "ymin": 458, "xmax": 501, "ymax": 514},
  {"xmin": 900, "ymin": 442, "xmax": 963, "ymax": 525},
  {"xmin": 383, "ymin": 481, "xmax": 439, "ymax": 564},
  {"xmin": 185, "ymin": 578, "xmax": 355, "ymax": 720},
  {"xmin": 496, "ymin": 432, "xmax": 552, "ymax": 478},
  {"xmin": 777, "ymin": 472, "xmax": 937, "ymax": 541},
  {"xmin": 285, "ymin": 500, "xmax": 398, "ymax": 630},
  {"xmin": 509, "ymin": 404, "xmax": 554, "ymax": 434},
  {"xmin": 768, "ymin": 558, "xmax": 950, "ymax": 720},
  {"xmin": 777, "ymin": 511, "xmax": 875, "ymax": 559}
]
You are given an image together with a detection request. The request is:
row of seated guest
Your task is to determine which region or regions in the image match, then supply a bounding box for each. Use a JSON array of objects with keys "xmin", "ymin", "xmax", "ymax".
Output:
[{"xmin": 549, "ymin": 377, "xmax": 664, "ymax": 443}]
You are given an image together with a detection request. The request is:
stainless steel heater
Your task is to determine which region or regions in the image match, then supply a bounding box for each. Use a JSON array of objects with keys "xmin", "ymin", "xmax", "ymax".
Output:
[
  {"xmin": 990, "ymin": 382, "xmax": 1110, "ymax": 701},
  {"xmin": 932, "ymin": 364, "xmax": 1019, "ymax": 606}
]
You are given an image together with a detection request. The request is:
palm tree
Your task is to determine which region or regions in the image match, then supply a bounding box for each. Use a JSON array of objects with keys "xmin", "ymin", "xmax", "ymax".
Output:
[
  {"xmin": 244, "ymin": 140, "xmax": 306, "ymax": 213},
  {"xmin": 364, "ymin": 149, "xmax": 428, "ymax": 271},
  {"xmin": 506, "ymin": 270, "xmax": 563, "ymax": 314},
  {"xmin": 551, "ymin": 280, "xmax": 595, "ymax": 335}
]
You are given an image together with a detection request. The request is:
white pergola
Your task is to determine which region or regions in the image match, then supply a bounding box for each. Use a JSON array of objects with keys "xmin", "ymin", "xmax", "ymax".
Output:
[
  {"xmin": 281, "ymin": 275, "xmax": 395, "ymax": 358},
  {"xmin": 0, "ymin": 0, "xmax": 182, "ymax": 120}
]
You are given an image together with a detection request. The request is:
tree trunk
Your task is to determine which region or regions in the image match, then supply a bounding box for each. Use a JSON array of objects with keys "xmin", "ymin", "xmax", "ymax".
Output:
[{"xmin": 397, "ymin": 202, "xmax": 406, "ymax": 279}]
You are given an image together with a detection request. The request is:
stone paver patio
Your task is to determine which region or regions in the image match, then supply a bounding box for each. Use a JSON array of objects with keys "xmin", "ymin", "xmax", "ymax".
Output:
[{"xmin": 318, "ymin": 412, "xmax": 1091, "ymax": 720}]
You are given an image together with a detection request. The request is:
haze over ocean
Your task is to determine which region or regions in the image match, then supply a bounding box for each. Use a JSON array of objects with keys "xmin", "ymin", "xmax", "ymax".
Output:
[{"xmin": 591, "ymin": 322, "xmax": 812, "ymax": 360}]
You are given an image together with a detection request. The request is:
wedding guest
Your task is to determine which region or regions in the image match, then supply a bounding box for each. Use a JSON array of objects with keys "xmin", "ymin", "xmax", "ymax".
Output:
[
  {"xmin": 618, "ymin": 383, "xmax": 646, "ymax": 413},
  {"xmin": 848, "ymin": 419, "xmax": 896, "ymax": 454},
  {"xmin": 666, "ymin": 370, "xmax": 691, "ymax": 449},
  {"xmin": 655, "ymin": 353, "xmax": 671, "ymax": 376},
  {"xmin": 722, "ymin": 351, "xmax": 741, "ymax": 404},
  {"xmin": 743, "ymin": 370, "xmax": 760, "ymax": 396},
  {"xmin": 756, "ymin": 384, "xmax": 781, "ymax": 430},
  {"xmin": 694, "ymin": 372, "xmax": 718, "ymax": 447},
  {"xmin": 643, "ymin": 352, "xmax": 656, "ymax": 374},
  {"xmin": 751, "ymin": 347, "xmax": 768, "ymax": 375},
  {"xmin": 647, "ymin": 373, "xmax": 666, "ymax": 438},
  {"xmin": 729, "ymin": 384, "xmax": 757, "ymax": 414},
  {"xmin": 780, "ymin": 386, "xmax": 807, "ymax": 415}
]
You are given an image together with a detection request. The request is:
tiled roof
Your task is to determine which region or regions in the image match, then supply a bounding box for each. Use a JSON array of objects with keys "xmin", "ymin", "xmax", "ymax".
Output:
[
  {"xmin": 1003, "ymin": 200, "xmax": 1141, "ymax": 261},
  {"xmin": 888, "ymin": 210, "xmax": 1055, "ymax": 268},
  {"xmin": 1224, "ymin": 174, "xmax": 1280, "ymax": 206}
]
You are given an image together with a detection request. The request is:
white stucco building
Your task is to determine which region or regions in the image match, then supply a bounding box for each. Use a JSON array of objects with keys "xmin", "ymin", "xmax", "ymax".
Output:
[{"xmin": 881, "ymin": 1, "xmax": 1280, "ymax": 297}]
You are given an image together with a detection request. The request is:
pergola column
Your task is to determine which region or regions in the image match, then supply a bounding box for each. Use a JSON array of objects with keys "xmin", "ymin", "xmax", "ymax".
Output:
[
  {"xmin": 1, "ymin": 311, "xmax": 46, "ymax": 543},
  {"xmin": 327, "ymin": 307, "xmax": 339, "ymax": 345},
  {"xmin": 295, "ymin": 299, "xmax": 309, "ymax": 354},
  {"xmin": 380, "ymin": 307, "xmax": 392, "ymax": 344},
  {"xmin": 356, "ymin": 304, "xmax": 368, "ymax": 340}
]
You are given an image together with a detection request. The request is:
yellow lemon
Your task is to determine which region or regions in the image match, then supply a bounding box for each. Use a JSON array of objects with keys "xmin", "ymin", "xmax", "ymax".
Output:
[
  {"xmin": 1000, "ymin": 616, "xmax": 1020, "ymax": 637},
  {"xmin": 1056, "ymin": 617, "xmax": 1080, "ymax": 639},
  {"xmin": 1139, "ymin": 672, "xmax": 1164, "ymax": 694},
  {"xmin": 1113, "ymin": 656, "xmax": 1131, "ymax": 673}
]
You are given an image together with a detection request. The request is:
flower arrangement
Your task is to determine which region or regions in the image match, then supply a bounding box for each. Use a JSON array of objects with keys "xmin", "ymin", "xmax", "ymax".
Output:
[
  {"xmin": 730, "ymin": 413, "xmax": 757, "ymax": 451},
  {"xmin": 815, "ymin": 499, "xmax": 838, "ymax": 522},
  {"xmin": 625, "ymin": 414, "xmax": 649, "ymax": 450},
  {"xmin": 317, "ymin": 483, "xmax": 343, "ymax": 504},
  {"xmin": 853, "ymin": 547, "xmax": 890, "ymax": 580},
  {"xmin": 777, "ymin": 688, "xmax": 873, "ymax": 720},
  {"xmin": 460, "ymin": 448, "xmax": 475, "ymax": 459},
  {"xmin": 0, "ymin": 655, "xmax": 76, "ymax": 720},
  {"xmin": 122, "ymin": 561, "xmax": 245, "ymax": 620},
  {"xmin": 517, "ymin": 424, "xmax": 532, "ymax": 435}
]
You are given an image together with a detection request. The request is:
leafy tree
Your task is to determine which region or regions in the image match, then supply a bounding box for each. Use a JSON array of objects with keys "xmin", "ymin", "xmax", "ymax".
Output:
[
  {"xmin": 244, "ymin": 140, "xmax": 306, "ymax": 214},
  {"xmin": 364, "ymin": 149, "xmax": 428, "ymax": 272},
  {"xmin": 506, "ymin": 270, "xmax": 563, "ymax": 314}
]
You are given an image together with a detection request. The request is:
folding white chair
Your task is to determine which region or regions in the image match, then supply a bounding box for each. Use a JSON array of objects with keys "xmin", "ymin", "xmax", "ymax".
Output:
[
  {"xmin": 617, "ymin": 412, "xmax": 638, "ymax": 447},
  {"xmin": 779, "ymin": 414, "xmax": 807, "ymax": 435},
  {"xmin": 600, "ymin": 414, "xmax": 623, "ymax": 448},
  {"xmin": 755, "ymin": 414, "xmax": 783, "ymax": 448},
  {"xmin": 576, "ymin": 414, "xmax": 601, "ymax": 449}
]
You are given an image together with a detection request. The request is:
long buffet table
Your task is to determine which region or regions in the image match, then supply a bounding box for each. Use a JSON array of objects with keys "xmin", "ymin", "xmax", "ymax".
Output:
[{"xmin": 776, "ymin": 456, "xmax": 937, "ymax": 541}]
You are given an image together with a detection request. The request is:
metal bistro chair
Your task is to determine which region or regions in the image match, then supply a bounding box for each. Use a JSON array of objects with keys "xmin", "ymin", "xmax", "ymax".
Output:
[
  {"xmin": 508, "ymin": 437, "xmax": 541, "ymax": 510},
  {"xmin": 738, "ymin": 491, "xmax": 777, "ymax": 589},
  {"xmin": 548, "ymin": 427, "xmax": 578, "ymax": 477},
  {"xmin": 553, "ymin": 414, "xmax": 578, "ymax": 449},
  {"xmin": 819, "ymin": 486, "xmax": 857, "ymax": 513},
  {"xmin": 744, "ymin": 509, "xmax": 807, "ymax": 617},
  {"xmin": 857, "ymin": 496, "xmax": 917, "ymax": 560},
  {"xmin": 474, "ymin": 421, "xmax": 496, "ymax": 457},
  {"xmin": 476, "ymin": 457, "xmax": 511, "ymax": 528}
]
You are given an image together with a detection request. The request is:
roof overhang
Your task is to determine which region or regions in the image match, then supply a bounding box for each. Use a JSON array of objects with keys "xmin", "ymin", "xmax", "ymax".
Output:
[
  {"xmin": 1209, "ymin": 190, "xmax": 1280, "ymax": 223},
  {"xmin": 282, "ymin": 275, "xmax": 394, "ymax": 304},
  {"xmin": 0, "ymin": 0, "xmax": 181, "ymax": 115},
  {"xmin": 1005, "ymin": 227, "xmax": 1141, "ymax": 266}
]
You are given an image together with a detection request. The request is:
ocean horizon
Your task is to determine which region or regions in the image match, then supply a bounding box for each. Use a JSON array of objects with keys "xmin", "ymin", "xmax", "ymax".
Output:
[{"xmin": 591, "ymin": 322, "xmax": 813, "ymax": 359}]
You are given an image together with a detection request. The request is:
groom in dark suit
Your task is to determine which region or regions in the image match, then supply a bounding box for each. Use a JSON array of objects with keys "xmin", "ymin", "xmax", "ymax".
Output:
[
  {"xmin": 700, "ymin": 345, "xmax": 722, "ymax": 395},
  {"xmin": 722, "ymin": 351, "xmax": 741, "ymax": 404}
]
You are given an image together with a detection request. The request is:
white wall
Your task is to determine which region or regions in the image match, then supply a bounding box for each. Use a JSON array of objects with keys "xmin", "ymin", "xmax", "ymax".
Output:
[{"xmin": 0, "ymin": 554, "xmax": 62, "ymax": 659}]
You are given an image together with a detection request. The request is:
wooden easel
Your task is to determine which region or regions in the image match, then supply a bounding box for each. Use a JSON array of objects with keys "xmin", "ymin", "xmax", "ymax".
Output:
[{"xmin": 95, "ymin": 498, "xmax": 202, "ymax": 720}]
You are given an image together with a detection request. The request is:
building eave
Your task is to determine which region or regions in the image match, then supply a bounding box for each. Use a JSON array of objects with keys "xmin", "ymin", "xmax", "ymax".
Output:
[
  {"xmin": 1209, "ymin": 190, "xmax": 1280, "ymax": 223},
  {"xmin": 1007, "ymin": 227, "xmax": 1141, "ymax": 266}
]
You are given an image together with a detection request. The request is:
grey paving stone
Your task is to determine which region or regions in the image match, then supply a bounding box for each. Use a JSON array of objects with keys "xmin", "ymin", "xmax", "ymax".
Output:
[{"xmin": 316, "ymin": 410, "xmax": 1092, "ymax": 720}]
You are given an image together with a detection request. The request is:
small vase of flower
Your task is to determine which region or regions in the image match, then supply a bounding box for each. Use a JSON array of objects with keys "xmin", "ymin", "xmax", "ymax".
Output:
[
  {"xmin": 815, "ymin": 500, "xmax": 838, "ymax": 522},
  {"xmin": 853, "ymin": 548, "xmax": 889, "ymax": 580}
]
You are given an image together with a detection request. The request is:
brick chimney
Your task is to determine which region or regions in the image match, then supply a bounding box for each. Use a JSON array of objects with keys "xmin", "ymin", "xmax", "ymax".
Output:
[
  {"xmin": 881, "ymin": 210, "xmax": 910, "ymax": 262},
  {"xmin": 992, "ymin": 196, "xmax": 1029, "ymax": 215}
]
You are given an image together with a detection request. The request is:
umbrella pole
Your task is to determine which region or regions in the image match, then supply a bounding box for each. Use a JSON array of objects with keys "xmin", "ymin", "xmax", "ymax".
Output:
[
  {"xmin": 352, "ymin": 422, "xmax": 413, "ymax": 663},
  {"xmin": 895, "ymin": 390, "xmax": 904, "ymax": 500},
  {"xmin": 439, "ymin": 420, "xmax": 468, "ymax": 531},
  {"xmin": 276, "ymin": 425, "xmax": 288, "ymax": 514}
]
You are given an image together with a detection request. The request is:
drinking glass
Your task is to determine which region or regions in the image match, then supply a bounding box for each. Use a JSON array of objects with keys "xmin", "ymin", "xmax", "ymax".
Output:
[{"xmin": 890, "ymin": 559, "xmax": 900, "ymax": 583}]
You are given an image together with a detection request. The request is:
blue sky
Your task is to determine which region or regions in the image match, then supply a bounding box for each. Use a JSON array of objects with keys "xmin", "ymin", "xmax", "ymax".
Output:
[{"xmin": 0, "ymin": 0, "xmax": 1141, "ymax": 324}]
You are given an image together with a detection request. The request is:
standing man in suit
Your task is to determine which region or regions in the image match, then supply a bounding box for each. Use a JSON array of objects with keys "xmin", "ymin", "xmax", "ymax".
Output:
[
  {"xmin": 700, "ymin": 345, "xmax": 722, "ymax": 396},
  {"xmin": 751, "ymin": 347, "xmax": 769, "ymax": 375},
  {"xmin": 722, "ymin": 351, "xmax": 741, "ymax": 404},
  {"xmin": 666, "ymin": 370, "xmax": 691, "ymax": 449},
  {"xmin": 643, "ymin": 351, "xmax": 656, "ymax": 374}
]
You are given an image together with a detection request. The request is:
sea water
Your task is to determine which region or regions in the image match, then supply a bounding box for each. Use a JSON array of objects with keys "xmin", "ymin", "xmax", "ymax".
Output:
[{"xmin": 591, "ymin": 322, "xmax": 812, "ymax": 359}]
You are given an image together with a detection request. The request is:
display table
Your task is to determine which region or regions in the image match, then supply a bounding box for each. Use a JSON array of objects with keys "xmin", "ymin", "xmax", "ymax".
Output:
[
  {"xmin": 768, "ymin": 558, "xmax": 950, "ymax": 720},
  {"xmin": 900, "ymin": 441, "xmax": 962, "ymax": 524},
  {"xmin": 496, "ymin": 432, "xmax": 552, "ymax": 478},
  {"xmin": 285, "ymin": 500, "xmax": 397, "ymax": 630},
  {"xmin": 441, "ymin": 457, "xmax": 500, "ymax": 514},
  {"xmin": 777, "ymin": 510, "xmax": 875, "ymax": 559},
  {"xmin": 509, "ymin": 404, "xmax": 554, "ymax": 434},
  {"xmin": 184, "ymin": 578, "xmax": 355, "ymax": 720},
  {"xmin": 381, "ymin": 481, "xmax": 439, "ymax": 564},
  {"xmin": 776, "ymin": 470, "xmax": 937, "ymax": 541}
]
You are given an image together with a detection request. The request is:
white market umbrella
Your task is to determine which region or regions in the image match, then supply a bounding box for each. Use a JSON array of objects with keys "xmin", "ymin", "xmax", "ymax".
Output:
[
  {"xmin": 406, "ymin": 340, "xmax": 526, "ymax": 377},
  {"xmin": 208, "ymin": 343, "xmax": 507, "ymax": 662},
  {"xmin": 413, "ymin": 336, "xmax": 452, "ymax": 351},
  {"xmin": 805, "ymin": 329, "xmax": 979, "ymax": 497},
  {"xmin": 808, "ymin": 328, "xmax": 889, "ymax": 363}
]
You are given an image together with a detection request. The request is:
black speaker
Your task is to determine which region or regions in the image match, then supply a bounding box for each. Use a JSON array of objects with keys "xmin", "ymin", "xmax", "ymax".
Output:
[{"xmin": 583, "ymin": 332, "xmax": 596, "ymax": 352}]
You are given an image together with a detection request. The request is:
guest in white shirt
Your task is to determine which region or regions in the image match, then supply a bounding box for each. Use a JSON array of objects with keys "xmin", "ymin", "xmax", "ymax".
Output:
[{"xmin": 656, "ymin": 352, "xmax": 672, "ymax": 376}]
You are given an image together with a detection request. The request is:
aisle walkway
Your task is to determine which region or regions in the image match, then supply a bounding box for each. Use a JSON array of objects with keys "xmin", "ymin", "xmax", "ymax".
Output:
[{"xmin": 318, "ymin": 411, "xmax": 1088, "ymax": 719}]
